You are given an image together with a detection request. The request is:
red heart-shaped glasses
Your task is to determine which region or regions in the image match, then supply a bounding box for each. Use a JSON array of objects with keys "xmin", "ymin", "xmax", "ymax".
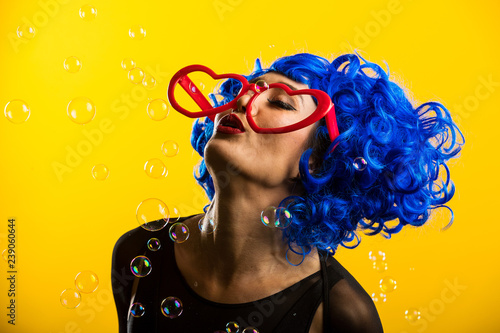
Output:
[{"xmin": 167, "ymin": 65, "xmax": 339, "ymax": 143}]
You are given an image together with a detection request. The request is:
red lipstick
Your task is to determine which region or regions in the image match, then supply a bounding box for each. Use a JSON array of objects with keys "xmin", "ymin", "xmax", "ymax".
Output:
[{"xmin": 216, "ymin": 114, "xmax": 246, "ymax": 134}]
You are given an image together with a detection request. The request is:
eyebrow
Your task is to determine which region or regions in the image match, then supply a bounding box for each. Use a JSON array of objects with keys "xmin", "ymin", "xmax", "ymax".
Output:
[
  {"xmin": 249, "ymin": 76, "xmax": 305, "ymax": 107},
  {"xmin": 249, "ymin": 77, "xmax": 300, "ymax": 91}
]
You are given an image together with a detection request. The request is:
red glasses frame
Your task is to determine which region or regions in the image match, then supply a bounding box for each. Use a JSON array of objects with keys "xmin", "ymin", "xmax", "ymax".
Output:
[{"xmin": 167, "ymin": 65, "xmax": 339, "ymax": 142}]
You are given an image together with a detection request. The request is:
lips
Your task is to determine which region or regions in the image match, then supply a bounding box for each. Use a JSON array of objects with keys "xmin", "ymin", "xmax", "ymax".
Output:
[{"xmin": 216, "ymin": 113, "xmax": 246, "ymax": 134}]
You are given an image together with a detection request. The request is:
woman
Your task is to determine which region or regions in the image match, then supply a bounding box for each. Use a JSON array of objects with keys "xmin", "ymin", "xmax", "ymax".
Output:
[{"xmin": 112, "ymin": 52, "xmax": 463, "ymax": 332}]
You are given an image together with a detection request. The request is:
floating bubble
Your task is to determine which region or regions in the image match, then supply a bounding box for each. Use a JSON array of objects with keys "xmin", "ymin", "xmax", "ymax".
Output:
[
  {"xmin": 75, "ymin": 270, "xmax": 99, "ymax": 293},
  {"xmin": 17, "ymin": 24, "xmax": 36, "ymax": 39},
  {"xmin": 67, "ymin": 97, "xmax": 96, "ymax": 124},
  {"xmin": 379, "ymin": 276, "xmax": 397, "ymax": 293},
  {"xmin": 136, "ymin": 198, "xmax": 170, "ymax": 231},
  {"xmin": 261, "ymin": 206, "xmax": 276, "ymax": 227},
  {"xmin": 130, "ymin": 255, "xmax": 152, "ymax": 277},
  {"xmin": 161, "ymin": 140, "xmax": 179, "ymax": 157},
  {"xmin": 242, "ymin": 328, "xmax": 259, "ymax": 333},
  {"xmin": 128, "ymin": 67, "xmax": 145, "ymax": 84},
  {"xmin": 121, "ymin": 58, "xmax": 136, "ymax": 70},
  {"xmin": 147, "ymin": 238, "xmax": 161, "ymax": 251},
  {"xmin": 161, "ymin": 296, "xmax": 183, "ymax": 318},
  {"xmin": 260, "ymin": 206, "xmax": 291, "ymax": 228},
  {"xmin": 144, "ymin": 158, "xmax": 168, "ymax": 179},
  {"xmin": 353, "ymin": 157, "xmax": 367, "ymax": 171},
  {"xmin": 60, "ymin": 288, "xmax": 82, "ymax": 309},
  {"xmin": 275, "ymin": 207, "xmax": 292, "ymax": 229},
  {"xmin": 147, "ymin": 99, "xmax": 169, "ymax": 121},
  {"xmin": 372, "ymin": 260, "xmax": 388, "ymax": 272},
  {"xmin": 371, "ymin": 292, "xmax": 387, "ymax": 303},
  {"xmin": 130, "ymin": 302, "xmax": 145, "ymax": 317},
  {"xmin": 2, "ymin": 249, "xmax": 8, "ymax": 261},
  {"xmin": 404, "ymin": 308, "xmax": 421, "ymax": 323},
  {"xmin": 92, "ymin": 164, "xmax": 109, "ymax": 180},
  {"xmin": 169, "ymin": 223, "xmax": 189, "ymax": 243},
  {"xmin": 142, "ymin": 74, "xmax": 156, "ymax": 89},
  {"xmin": 64, "ymin": 56, "xmax": 82, "ymax": 73},
  {"xmin": 79, "ymin": 5, "xmax": 97, "ymax": 21},
  {"xmin": 4, "ymin": 100, "xmax": 30, "ymax": 124},
  {"xmin": 254, "ymin": 80, "xmax": 269, "ymax": 93},
  {"xmin": 198, "ymin": 217, "xmax": 217, "ymax": 234},
  {"xmin": 368, "ymin": 250, "xmax": 386, "ymax": 261},
  {"xmin": 226, "ymin": 321, "xmax": 240, "ymax": 333},
  {"xmin": 129, "ymin": 25, "xmax": 146, "ymax": 40}
]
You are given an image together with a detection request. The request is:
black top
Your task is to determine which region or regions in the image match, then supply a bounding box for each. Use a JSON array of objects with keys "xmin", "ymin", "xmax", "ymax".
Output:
[{"xmin": 111, "ymin": 216, "xmax": 384, "ymax": 333}]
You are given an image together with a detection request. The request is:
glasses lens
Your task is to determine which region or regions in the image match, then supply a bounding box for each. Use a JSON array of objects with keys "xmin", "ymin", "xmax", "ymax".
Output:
[
  {"xmin": 172, "ymin": 71, "xmax": 242, "ymax": 113},
  {"xmin": 251, "ymin": 86, "xmax": 319, "ymax": 130}
]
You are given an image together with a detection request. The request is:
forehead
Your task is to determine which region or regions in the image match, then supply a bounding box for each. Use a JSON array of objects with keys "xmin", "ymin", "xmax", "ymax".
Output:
[{"xmin": 251, "ymin": 72, "xmax": 309, "ymax": 90}]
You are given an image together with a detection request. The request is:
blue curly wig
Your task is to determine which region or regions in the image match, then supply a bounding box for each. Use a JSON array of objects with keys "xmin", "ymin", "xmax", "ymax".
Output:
[{"xmin": 190, "ymin": 52, "xmax": 464, "ymax": 256}]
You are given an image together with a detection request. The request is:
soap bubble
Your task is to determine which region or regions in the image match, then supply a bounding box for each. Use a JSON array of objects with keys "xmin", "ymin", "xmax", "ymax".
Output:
[
  {"xmin": 129, "ymin": 25, "xmax": 146, "ymax": 40},
  {"xmin": 136, "ymin": 198, "xmax": 169, "ymax": 231},
  {"xmin": 128, "ymin": 67, "xmax": 145, "ymax": 84},
  {"xmin": 169, "ymin": 223, "xmax": 189, "ymax": 243},
  {"xmin": 144, "ymin": 158, "xmax": 168, "ymax": 179},
  {"xmin": 353, "ymin": 157, "xmax": 367, "ymax": 171},
  {"xmin": 121, "ymin": 58, "xmax": 136, "ymax": 70},
  {"xmin": 17, "ymin": 24, "xmax": 36, "ymax": 39},
  {"xmin": 130, "ymin": 255, "xmax": 152, "ymax": 277},
  {"xmin": 142, "ymin": 74, "xmax": 156, "ymax": 89},
  {"xmin": 242, "ymin": 328, "xmax": 259, "ymax": 333},
  {"xmin": 379, "ymin": 277, "xmax": 397, "ymax": 293},
  {"xmin": 161, "ymin": 140, "xmax": 179, "ymax": 157},
  {"xmin": 261, "ymin": 206, "xmax": 276, "ymax": 227},
  {"xmin": 79, "ymin": 5, "xmax": 97, "ymax": 21},
  {"xmin": 371, "ymin": 292, "xmax": 387, "ymax": 303},
  {"xmin": 4, "ymin": 100, "xmax": 30, "ymax": 124},
  {"xmin": 60, "ymin": 288, "xmax": 81, "ymax": 309},
  {"xmin": 92, "ymin": 164, "xmax": 109, "ymax": 180},
  {"xmin": 274, "ymin": 207, "xmax": 292, "ymax": 229},
  {"xmin": 147, "ymin": 99, "xmax": 169, "ymax": 121},
  {"xmin": 254, "ymin": 80, "xmax": 269, "ymax": 93},
  {"xmin": 75, "ymin": 270, "xmax": 99, "ymax": 293},
  {"xmin": 368, "ymin": 250, "xmax": 386, "ymax": 261},
  {"xmin": 404, "ymin": 308, "xmax": 421, "ymax": 323},
  {"xmin": 130, "ymin": 302, "xmax": 145, "ymax": 317},
  {"xmin": 372, "ymin": 260, "xmax": 388, "ymax": 272},
  {"xmin": 261, "ymin": 206, "xmax": 291, "ymax": 228},
  {"xmin": 147, "ymin": 238, "xmax": 161, "ymax": 251},
  {"xmin": 64, "ymin": 56, "xmax": 82, "ymax": 73},
  {"xmin": 226, "ymin": 321, "xmax": 240, "ymax": 333},
  {"xmin": 67, "ymin": 97, "xmax": 96, "ymax": 124},
  {"xmin": 161, "ymin": 296, "xmax": 183, "ymax": 318},
  {"xmin": 198, "ymin": 217, "xmax": 216, "ymax": 234}
]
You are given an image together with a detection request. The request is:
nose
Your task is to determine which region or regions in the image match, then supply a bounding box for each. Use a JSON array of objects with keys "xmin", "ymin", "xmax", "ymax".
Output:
[{"xmin": 234, "ymin": 90, "xmax": 256, "ymax": 115}]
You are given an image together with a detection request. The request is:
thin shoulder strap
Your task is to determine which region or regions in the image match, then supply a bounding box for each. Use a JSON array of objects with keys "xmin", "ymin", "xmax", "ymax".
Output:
[{"xmin": 320, "ymin": 251, "xmax": 334, "ymax": 333}]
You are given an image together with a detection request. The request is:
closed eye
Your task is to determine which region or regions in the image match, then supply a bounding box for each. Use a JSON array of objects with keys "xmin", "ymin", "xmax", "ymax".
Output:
[{"xmin": 267, "ymin": 98, "xmax": 297, "ymax": 111}]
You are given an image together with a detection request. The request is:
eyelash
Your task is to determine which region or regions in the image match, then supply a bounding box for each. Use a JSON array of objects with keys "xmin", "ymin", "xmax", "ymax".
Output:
[{"xmin": 267, "ymin": 98, "xmax": 296, "ymax": 111}]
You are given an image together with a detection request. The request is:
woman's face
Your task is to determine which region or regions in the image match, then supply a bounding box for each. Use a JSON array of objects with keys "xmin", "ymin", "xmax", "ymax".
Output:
[{"xmin": 205, "ymin": 72, "xmax": 318, "ymax": 189}]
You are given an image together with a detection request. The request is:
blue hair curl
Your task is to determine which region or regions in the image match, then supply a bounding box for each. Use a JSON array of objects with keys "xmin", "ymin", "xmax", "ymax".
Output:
[{"xmin": 190, "ymin": 52, "xmax": 464, "ymax": 255}]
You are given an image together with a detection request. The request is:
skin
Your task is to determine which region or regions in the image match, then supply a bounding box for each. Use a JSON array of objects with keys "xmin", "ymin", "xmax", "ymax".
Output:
[{"xmin": 174, "ymin": 72, "xmax": 325, "ymax": 332}]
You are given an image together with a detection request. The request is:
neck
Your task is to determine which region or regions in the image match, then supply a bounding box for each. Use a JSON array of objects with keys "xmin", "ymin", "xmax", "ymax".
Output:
[{"xmin": 195, "ymin": 178, "xmax": 315, "ymax": 286}]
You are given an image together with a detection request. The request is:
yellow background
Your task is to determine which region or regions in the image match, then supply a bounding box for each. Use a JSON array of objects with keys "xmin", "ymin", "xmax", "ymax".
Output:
[{"xmin": 0, "ymin": 0, "xmax": 498, "ymax": 332}]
